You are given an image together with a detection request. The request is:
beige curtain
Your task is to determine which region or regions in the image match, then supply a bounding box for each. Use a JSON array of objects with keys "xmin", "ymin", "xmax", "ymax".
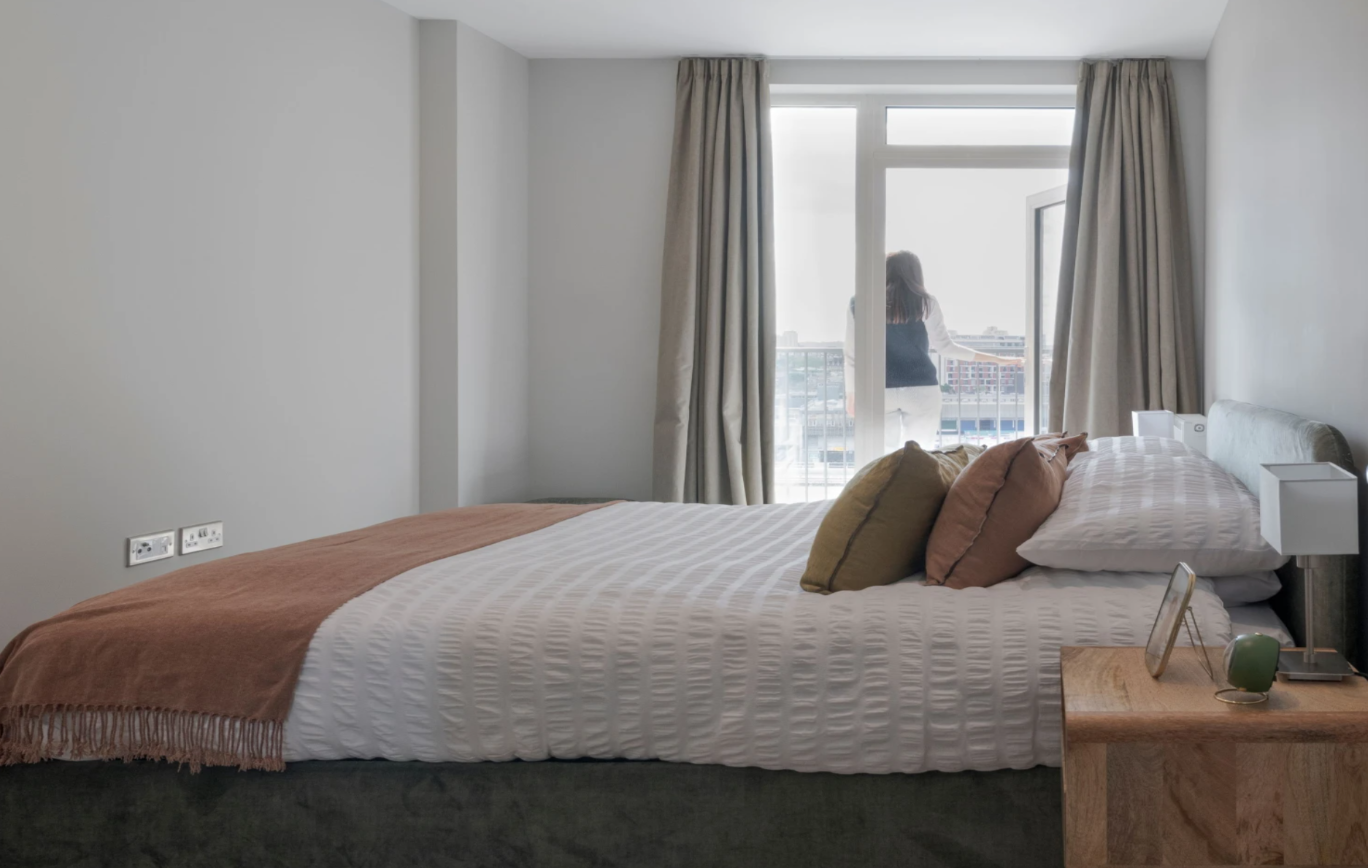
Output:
[
  {"xmin": 652, "ymin": 58, "xmax": 775, "ymax": 504},
  {"xmin": 1051, "ymin": 59, "xmax": 1201, "ymax": 436}
]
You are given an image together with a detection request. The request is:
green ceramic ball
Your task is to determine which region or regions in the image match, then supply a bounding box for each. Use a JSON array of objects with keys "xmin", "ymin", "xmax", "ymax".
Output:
[{"xmin": 1223, "ymin": 633, "xmax": 1281, "ymax": 694}]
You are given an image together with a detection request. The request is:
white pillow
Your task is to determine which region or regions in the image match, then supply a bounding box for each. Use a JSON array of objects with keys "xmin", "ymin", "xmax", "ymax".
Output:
[
  {"xmin": 1087, "ymin": 435, "xmax": 1194, "ymax": 457},
  {"xmin": 1211, "ymin": 572, "xmax": 1283, "ymax": 606},
  {"xmin": 1225, "ymin": 603, "xmax": 1294, "ymax": 646},
  {"xmin": 1017, "ymin": 450, "xmax": 1289, "ymax": 576}
]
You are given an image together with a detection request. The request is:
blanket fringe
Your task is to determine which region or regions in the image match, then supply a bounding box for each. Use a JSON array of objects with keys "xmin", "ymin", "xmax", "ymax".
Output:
[{"xmin": 0, "ymin": 705, "xmax": 285, "ymax": 772}]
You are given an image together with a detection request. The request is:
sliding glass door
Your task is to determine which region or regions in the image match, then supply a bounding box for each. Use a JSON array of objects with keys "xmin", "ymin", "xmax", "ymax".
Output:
[
  {"xmin": 883, "ymin": 168, "xmax": 1066, "ymax": 451},
  {"xmin": 771, "ymin": 96, "xmax": 1073, "ymax": 501}
]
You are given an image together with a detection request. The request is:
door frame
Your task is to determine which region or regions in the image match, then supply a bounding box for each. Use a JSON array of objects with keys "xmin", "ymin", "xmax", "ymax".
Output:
[{"xmin": 1025, "ymin": 184, "xmax": 1069, "ymax": 434}]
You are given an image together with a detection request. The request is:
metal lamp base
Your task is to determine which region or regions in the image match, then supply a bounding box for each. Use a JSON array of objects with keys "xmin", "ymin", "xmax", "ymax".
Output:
[
  {"xmin": 1278, "ymin": 556, "xmax": 1356, "ymax": 682},
  {"xmin": 1277, "ymin": 649, "xmax": 1355, "ymax": 681}
]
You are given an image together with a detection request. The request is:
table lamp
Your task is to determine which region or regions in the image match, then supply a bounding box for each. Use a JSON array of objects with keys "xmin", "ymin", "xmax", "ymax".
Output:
[{"xmin": 1259, "ymin": 462, "xmax": 1360, "ymax": 680}]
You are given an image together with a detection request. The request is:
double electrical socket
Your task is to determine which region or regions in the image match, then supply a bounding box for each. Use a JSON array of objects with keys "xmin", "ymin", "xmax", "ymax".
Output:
[
  {"xmin": 179, "ymin": 521, "xmax": 224, "ymax": 555},
  {"xmin": 127, "ymin": 521, "xmax": 224, "ymax": 566}
]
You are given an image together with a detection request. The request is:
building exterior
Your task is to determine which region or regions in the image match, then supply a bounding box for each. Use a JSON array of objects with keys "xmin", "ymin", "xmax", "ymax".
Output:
[
  {"xmin": 773, "ymin": 329, "xmax": 1031, "ymax": 501},
  {"xmin": 940, "ymin": 327, "xmax": 1026, "ymax": 394}
]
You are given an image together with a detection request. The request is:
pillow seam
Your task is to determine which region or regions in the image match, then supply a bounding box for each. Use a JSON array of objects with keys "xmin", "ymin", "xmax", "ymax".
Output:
[
  {"xmin": 942, "ymin": 441, "xmax": 1058, "ymax": 583},
  {"xmin": 823, "ymin": 452, "xmax": 904, "ymax": 592}
]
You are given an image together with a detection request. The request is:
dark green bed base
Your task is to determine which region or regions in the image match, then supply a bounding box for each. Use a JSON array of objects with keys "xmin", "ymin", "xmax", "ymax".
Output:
[{"xmin": 0, "ymin": 759, "xmax": 1062, "ymax": 868}]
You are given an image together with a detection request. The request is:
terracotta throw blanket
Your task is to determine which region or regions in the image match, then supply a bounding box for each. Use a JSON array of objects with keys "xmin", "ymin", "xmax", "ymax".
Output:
[{"xmin": 0, "ymin": 502, "xmax": 612, "ymax": 771}]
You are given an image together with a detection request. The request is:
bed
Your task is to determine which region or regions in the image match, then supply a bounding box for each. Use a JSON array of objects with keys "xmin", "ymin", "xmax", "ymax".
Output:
[{"xmin": 0, "ymin": 400, "xmax": 1359, "ymax": 868}]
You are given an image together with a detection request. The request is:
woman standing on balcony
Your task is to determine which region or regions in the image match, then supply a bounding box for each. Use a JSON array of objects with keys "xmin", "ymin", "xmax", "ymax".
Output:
[{"xmin": 845, "ymin": 250, "xmax": 1024, "ymax": 452}]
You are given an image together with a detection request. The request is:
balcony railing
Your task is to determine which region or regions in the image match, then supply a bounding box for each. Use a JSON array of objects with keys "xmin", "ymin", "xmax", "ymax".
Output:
[{"xmin": 774, "ymin": 346, "xmax": 1030, "ymax": 503}]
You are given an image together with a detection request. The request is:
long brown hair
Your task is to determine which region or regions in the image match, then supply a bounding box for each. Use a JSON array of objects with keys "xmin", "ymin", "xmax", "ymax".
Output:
[{"xmin": 886, "ymin": 250, "xmax": 930, "ymax": 324}]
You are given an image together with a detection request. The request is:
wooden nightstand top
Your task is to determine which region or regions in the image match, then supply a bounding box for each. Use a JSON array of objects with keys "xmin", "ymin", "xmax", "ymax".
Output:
[{"xmin": 1061, "ymin": 645, "xmax": 1368, "ymax": 743}]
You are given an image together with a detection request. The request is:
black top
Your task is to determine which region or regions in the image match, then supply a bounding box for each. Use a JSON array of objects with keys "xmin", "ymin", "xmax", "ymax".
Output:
[
  {"xmin": 886, "ymin": 319, "xmax": 939, "ymax": 388},
  {"xmin": 851, "ymin": 299, "xmax": 940, "ymax": 389}
]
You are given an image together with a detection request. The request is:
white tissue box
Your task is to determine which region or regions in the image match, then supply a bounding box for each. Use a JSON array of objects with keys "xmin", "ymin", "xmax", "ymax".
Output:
[
  {"xmin": 1173, "ymin": 414, "xmax": 1207, "ymax": 455},
  {"xmin": 1131, "ymin": 410, "xmax": 1175, "ymax": 438}
]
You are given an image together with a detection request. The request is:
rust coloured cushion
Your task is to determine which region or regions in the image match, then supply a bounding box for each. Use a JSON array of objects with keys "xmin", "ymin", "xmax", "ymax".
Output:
[
  {"xmin": 1036, "ymin": 431, "xmax": 1089, "ymax": 460},
  {"xmin": 925, "ymin": 433, "xmax": 1088, "ymax": 589},
  {"xmin": 800, "ymin": 442, "xmax": 983, "ymax": 594}
]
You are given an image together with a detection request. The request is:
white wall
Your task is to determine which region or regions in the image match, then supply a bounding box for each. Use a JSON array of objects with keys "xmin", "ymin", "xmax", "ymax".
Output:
[
  {"xmin": 527, "ymin": 58, "xmax": 1208, "ymax": 501},
  {"xmin": 456, "ymin": 24, "xmax": 532, "ymax": 506},
  {"xmin": 419, "ymin": 22, "xmax": 463, "ymax": 511},
  {"xmin": 1205, "ymin": 0, "xmax": 1368, "ymax": 650},
  {"xmin": 1205, "ymin": 0, "xmax": 1368, "ymax": 454},
  {"xmin": 420, "ymin": 22, "xmax": 531, "ymax": 509},
  {"xmin": 0, "ymin": 0, "xmax": 418, "ymax": 645},
  {"xmin": 528, "ymin": 60, "xmax": 677, "ymax": 501}
]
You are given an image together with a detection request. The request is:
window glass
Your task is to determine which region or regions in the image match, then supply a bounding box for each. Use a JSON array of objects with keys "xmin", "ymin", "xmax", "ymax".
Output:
[
  {"xmin": 886, "ymin": 108, "xmax": 1075, "ymax": 147},
  {"xmin": 884, "ymin": 167, "xmax": 1068, "ymax": 449},
  {"xmin": 772, "ymin": 107, "xmax": 858, "ymax": 503}
]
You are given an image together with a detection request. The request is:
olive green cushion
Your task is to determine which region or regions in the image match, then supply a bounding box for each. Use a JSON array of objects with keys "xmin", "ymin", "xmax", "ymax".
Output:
[{"xmin": 800, "ymin": 443, "xmax": 983, "ymax": 594}]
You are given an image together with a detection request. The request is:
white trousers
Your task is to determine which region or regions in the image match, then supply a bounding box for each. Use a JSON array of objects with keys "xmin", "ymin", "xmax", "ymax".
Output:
[{"xmin": 885, "ymin": 385, "xmax": 942, "ymax": 452}]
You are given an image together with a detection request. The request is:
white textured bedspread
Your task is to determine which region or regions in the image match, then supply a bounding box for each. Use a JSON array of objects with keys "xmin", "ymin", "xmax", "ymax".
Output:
[{"xmin": 284, "ymin": 501, "xmax": 1231, "ymax": 773}]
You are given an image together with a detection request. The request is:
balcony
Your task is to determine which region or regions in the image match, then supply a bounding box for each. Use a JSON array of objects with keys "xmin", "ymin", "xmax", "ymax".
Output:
[{"xmin": 774, "ymin": 346, "xmax": 1033, "ymax": 503}]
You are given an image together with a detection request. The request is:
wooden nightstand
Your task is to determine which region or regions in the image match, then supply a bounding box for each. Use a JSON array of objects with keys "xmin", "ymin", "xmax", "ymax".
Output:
[{"xmin": 1061, "ymin": 645, "xmax": 1368, "ymax": 867}]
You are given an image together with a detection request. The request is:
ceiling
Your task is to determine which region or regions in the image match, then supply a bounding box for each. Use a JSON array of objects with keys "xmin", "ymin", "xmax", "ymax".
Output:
[{"xmin": 379, "ymin": 0, "xmax": 1230, "ymax": 60}]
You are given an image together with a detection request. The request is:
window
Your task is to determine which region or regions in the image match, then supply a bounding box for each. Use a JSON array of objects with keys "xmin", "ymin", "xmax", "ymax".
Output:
[
  {"xmin": 885, "ymin": 107, "xmax": 1075, "ymax": 146},
  {"xmin": 772, "ymin": 107, "xmax": 857, "ymax": 503},
  {"xmin": 772, "ymin": 97, "xmax": 1072, "ymax": 503}
]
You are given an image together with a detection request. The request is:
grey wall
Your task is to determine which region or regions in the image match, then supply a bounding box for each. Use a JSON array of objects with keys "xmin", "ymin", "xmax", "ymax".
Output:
[
  {"xmin": 0, "ymin": 0, "xmax": 419, "ymax": 645},
  {"xmin": 527, "ymin": 58, "xmax": 1208, "ymax": 501},
  {"xmin": 456, "ymin": 24, "xmax": 532, "ymax": 507},
  {"xmin": 1205, "ymin": 0, "xmax": 1368, "ymax": 651},
  {"xmin": 420, "ymin": 22, "xmax": 531, "ymax": 510},
  {"xmin": 418, "ymin": 22, "xmax": 463, "ymax": 511},
  {"xmin": 528, "ymin": 60, "xmax": 677, "ymax": 502},
  {"xmin": 1205, "ymin": 0, "xmax": 1368, "ymax": 451}
]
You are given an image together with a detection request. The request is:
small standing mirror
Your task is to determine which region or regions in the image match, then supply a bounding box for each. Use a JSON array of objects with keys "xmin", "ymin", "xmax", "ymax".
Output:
[{"xmin": 1145, "ymin": 563, "xmax": 1213, "ymax": 679}]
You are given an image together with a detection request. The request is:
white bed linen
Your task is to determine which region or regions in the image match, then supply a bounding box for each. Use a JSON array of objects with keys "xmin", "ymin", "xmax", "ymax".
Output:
[
  {"xmin": 1211, "ymin": 571, "xmax": 1282, "ymax": 605},
  {"xmin": 284, "ymin": 501, "xmax": 1231, "ymax": 774},
  {"xmin": 1019, "ymin": 442, "xmax": 1288, "ymax": 576}
]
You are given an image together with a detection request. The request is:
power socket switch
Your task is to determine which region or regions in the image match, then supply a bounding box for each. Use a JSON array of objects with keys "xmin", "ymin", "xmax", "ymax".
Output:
[
  {"xmin": 128, "ymin": 530, "xmax": 176, "ymax": 567},
  {"xmin": 180, "ymin": 521, "xmax": 224, "ymax": 555}
]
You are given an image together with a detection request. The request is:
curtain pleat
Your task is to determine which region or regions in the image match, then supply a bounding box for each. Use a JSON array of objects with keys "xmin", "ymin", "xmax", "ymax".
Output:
[
  {"xmin": 653, "ymin": 58, "xmax": 775, "ymax": 504},
  {"xmin": 1051, "ymin": 59, "xmax": 1201, "ymax": 436}
]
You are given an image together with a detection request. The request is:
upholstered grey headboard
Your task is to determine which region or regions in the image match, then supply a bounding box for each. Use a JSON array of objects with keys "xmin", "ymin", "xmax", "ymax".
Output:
[{"xmin": 1208, "ymin": 399, "xmax": 1360, "ymax": 663}]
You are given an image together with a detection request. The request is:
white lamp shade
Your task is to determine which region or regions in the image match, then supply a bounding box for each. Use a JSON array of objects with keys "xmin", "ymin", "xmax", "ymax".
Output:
[
  {"xmin": 1173, "ymin": 414, "xmax": 1207, "ymax": 455},
  {"xmin": 1259, "ymin": 463, "xmax": 1360, "ymax": 555},
  {"xmin": 1132, "ymin": 410, "xmax": 1175, "ymax": 438}
]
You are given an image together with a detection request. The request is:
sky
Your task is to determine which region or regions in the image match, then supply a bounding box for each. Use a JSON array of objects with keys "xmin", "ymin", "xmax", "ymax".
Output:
[{"xmin": 772, "ymin": 107, "xmax": 1069, "ymax": 344}]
